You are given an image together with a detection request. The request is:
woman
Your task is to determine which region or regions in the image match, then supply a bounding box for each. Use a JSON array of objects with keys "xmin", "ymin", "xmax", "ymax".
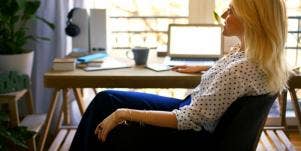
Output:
[{"xmin": 70, "ymin": 0, "xmax": 288, "ymax": 150}]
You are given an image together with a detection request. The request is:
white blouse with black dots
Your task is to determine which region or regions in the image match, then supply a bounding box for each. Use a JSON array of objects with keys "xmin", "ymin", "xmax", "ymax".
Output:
[{"xmin": 172, "ymin": 51, "xmax": 271, "ymax": 132}]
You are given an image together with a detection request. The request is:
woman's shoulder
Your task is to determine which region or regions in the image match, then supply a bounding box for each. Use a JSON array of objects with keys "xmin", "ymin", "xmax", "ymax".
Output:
[{"xmin": 226, "ymin": 56, "xmax": 261, "ymax": 76}]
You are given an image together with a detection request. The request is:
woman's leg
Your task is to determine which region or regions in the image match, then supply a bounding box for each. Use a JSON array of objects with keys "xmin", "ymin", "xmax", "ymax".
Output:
[
  {"xmin": 70, "ymin": 90, "xmax": 185, "ymax": 151},
  {"xmin": 106, "ymin": 121, "xmax": 212, "ymax": 151}
]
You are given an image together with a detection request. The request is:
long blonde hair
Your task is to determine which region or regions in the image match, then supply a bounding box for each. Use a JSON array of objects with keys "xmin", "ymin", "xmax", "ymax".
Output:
[{"xmin": 232, "ymin": 0, "xmax": 289, "ymax": 93}]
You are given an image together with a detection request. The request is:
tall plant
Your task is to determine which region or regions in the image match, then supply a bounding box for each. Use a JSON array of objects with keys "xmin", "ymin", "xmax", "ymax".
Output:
[{"xmin": 0, "ymin": 0, "xmax": 55, "ymax": 54}]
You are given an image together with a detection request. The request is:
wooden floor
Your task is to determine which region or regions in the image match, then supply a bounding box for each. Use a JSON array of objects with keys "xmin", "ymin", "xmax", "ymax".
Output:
[
  {"xmin": 287, "ymin": 129, "xmax": 301, "ymax": 151},
  {"xmin": 46, "ymin": 127, "xmax": 301, "ymax": 151}
]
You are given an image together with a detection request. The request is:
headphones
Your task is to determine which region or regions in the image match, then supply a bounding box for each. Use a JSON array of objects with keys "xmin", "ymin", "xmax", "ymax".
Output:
[{"xmin": 65, "ymin": 8, "xmax": 80, "ymax": 37}]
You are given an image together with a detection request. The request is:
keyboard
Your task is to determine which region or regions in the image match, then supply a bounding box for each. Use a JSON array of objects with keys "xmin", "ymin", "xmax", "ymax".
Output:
[
  {"xmin": 164, "ymin": 57, "xmax": 218, "ymax": 66},
  {"xmin": 170, "ymin": 57, "xmax": 218, "ymax": 62}
]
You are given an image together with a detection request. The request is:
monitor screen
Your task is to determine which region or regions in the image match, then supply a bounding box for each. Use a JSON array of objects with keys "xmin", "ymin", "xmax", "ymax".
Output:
[{"xmin": 168, "ymin": 24, "xmax": 223, "ymax": 57}]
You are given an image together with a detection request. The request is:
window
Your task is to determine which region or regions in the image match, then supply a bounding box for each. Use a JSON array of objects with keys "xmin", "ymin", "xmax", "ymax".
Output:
[
  {"xmin": 286, "ymin": 0, "xmax": 301, "ymax": 9},
  {"xmin": 215, "ymin": 0, "xmax": 230, "ymax": 15},
  {"xmin": 88, "ymin": 0, "xmax": 189, "ymax": 50},
  {"xmin": 285, "ymin": 0, "xmax": 301, "ymax": 125},
  {"xmin": 286, "ymin": 0, "xmax": 301, "ymax": 67}
]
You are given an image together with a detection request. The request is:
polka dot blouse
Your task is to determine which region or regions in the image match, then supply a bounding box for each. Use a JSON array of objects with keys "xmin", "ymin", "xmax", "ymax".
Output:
[{"xmin": 172, "ymin": 50, "xmax": 270, "ymax": 132}]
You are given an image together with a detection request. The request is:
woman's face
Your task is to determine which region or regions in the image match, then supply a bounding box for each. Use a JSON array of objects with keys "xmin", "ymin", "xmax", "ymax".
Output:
[{"xmin": 221, "ymin": 5, "xmax": 244, "ymax": 37}]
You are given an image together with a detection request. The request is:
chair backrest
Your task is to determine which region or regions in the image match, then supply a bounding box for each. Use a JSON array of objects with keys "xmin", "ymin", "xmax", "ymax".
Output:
[{"xmin": 212, "ymin": 94, "xmax": 277, "ymax": 151}]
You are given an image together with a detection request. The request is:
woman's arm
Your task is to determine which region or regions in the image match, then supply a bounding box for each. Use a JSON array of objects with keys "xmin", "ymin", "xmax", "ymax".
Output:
[
  {"xmin": 95, "ymin": 109, "xmax": 177, "ymax": 142},
  {"xmin": 171, "ymin": 65, "xmax": 209, "ymax": 73},
  {"xmin": 117, "ymin": 108, "xmax": 177, "ymax": 128}
]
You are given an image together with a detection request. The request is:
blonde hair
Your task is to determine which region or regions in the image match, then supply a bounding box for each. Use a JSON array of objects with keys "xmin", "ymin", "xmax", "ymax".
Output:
[{"xmin": 232, "ymin": 0, "xmax": 289, "ymax": 93}]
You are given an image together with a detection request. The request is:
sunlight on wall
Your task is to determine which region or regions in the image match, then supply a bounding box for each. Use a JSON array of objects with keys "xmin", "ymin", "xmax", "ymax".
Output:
[
  {"xmin": 84, "ymin": 0, "xmax": 189, "ymax": 49},
  {"xmin": 215, "ymin": 0, "xmax": 230, "ymax": 16},
  {"xmin": 88, "ymin": 0, "xmax": 188, "ymax": 16},
  {"xmin": 286, "ymin": 0, "xmax": 301, "ymax": 9}
]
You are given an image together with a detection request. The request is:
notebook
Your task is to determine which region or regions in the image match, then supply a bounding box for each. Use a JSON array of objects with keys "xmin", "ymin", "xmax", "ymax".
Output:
[
  {"xmin": 83, "ymin": 56, "xmax": 131, "ymax": 71},
  {"xmin": 164, "ymin": 24, "xmax": 224, "ymax": 66}
]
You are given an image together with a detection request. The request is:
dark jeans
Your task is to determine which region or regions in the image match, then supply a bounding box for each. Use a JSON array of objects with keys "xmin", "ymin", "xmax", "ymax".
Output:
[{"xmin": 69, "ymin": 90, "xmax": 211, "ymax": 151}]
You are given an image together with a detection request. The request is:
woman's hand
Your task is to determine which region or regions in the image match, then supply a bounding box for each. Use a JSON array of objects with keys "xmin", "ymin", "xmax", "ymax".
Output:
[
  {"xmin": 171, "ymin": 65, "xmax": 209, "ymax": 73},
  {"xmin": 94, "ymin": 111, "xmax": 123, "ymax": 142}
]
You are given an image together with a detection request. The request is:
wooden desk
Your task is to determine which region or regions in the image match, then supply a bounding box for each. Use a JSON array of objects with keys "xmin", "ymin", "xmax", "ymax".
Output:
[
  {"xmin": 39, "ymin": 51, "xmax": 201, "ymax": 150},
  {"xmin": 44, "ymin": 66, "xmax": 200, "ymax": 89}
]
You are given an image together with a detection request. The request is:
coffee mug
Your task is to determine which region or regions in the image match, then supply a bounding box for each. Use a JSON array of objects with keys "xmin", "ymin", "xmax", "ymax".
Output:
[{"xmin": 126, "ymin": 47, "xmax": 149, "ymax": 65}]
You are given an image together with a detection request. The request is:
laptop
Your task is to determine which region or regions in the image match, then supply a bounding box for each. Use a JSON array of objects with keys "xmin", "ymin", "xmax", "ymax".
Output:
[{"xmin": 164, "ymin": 24, "xmax": 224, "ymax": 66}]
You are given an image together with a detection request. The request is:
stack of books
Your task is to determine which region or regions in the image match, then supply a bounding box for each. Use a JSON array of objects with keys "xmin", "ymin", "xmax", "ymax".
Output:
[
  {"xmin": 75, "ymin": 52, "xmax": 107, "ymax": 69},
  {"xmin": 52, "ymin": 58, "xmax": 76, "ymax": 71}
]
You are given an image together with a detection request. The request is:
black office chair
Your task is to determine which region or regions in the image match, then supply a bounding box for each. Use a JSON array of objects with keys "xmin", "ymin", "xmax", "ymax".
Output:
[
  {"xmin": 105, "ymin": 94, "xmax": 277, "ymax": 151},
  {"xmin": 212, "ymin": 94, "xmax": 277, "ymax": 151}
]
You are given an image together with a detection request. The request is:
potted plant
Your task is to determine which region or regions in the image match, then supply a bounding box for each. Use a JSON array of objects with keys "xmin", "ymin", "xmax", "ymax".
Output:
[
  {"xmin": 0, "ymin": 111, "xmax": 35, "ymax": 151},
  {"xmin": 0, "ymin": 0, "xmax": 55, "ymax": 76}
]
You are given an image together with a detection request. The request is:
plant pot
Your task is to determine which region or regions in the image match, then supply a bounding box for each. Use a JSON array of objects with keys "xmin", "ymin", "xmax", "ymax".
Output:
[{"xmin": 0, "ymin": 51, "xmax": 34, "ymax": 77}]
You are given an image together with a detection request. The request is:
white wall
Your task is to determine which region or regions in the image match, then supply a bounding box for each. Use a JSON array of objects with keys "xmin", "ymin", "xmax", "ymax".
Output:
[
  {"xmin": 189, "ymin": 0, "xmax": 240, "ymax": 53},
  {"xmin": 189, "ymin": 0, "xmax": 215, "ymax": 24}
]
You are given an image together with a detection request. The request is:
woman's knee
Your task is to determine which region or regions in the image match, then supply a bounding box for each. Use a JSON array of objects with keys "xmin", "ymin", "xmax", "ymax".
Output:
[
  {"xmin": 95, "ymin": 90, "xmax": 128, "ymax": 101},
  {"xmin": 95, "ymin": 90, "xmax": 114, "ymax": 98},
  {"xmin": 91, "ymin": 90, "xmax": 116, "ymax": 105}
]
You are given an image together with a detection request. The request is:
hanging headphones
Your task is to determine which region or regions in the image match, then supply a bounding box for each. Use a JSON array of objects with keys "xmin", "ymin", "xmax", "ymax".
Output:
[{"xmin": 65, "ymin": 8, "xmax": 81, "ymax": 37}]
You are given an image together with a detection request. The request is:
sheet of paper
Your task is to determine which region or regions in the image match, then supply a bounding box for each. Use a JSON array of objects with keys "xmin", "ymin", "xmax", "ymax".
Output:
[
  {"xmin": 84, "ymin": 57, "xmax": 131, "ymax": 71},
  {"xmin": 146, "ymin": 63, "xmax": 171, "ymax": 72}
]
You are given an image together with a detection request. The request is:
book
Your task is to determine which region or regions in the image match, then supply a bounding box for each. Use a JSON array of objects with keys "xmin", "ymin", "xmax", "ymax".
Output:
[
  {"xmin": 77, "ymin": 52, "xmax": 108, "ymax": 63},
  {"xmin": 53, "ymin": 58, "xmax": 75, "ymax": 63},
  {"xmin": 76, "ymin": 60, "xmax": 103, "ymax": 69},
  {"xmin": 52, "ymin": 58, "xmax": 76, "ymax": 71}
]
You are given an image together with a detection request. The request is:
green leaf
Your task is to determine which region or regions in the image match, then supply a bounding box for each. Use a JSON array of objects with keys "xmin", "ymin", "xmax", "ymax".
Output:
[
  {"xmin": 21, "ymin": 1, "xmax": 40, "ymax": 21},
  {"xmin": 0, "ymin": 111, "xmax": 9, "ymax": 122},
  {"xmin": 11, "ymin": 126, "xmax": 36, "ymax": 142},
  {"xmin": 36, "ymin": 16, "xmax": 55, "ymax": 30},
  {"xmin": 0, "ymin": 0, "xmax": 55, "ymax": 54},
  {"xmin": 213, "ymin": 11, "xmax": 221, "ymax": 24},
  {"xmin": 25, "ymin": 35, "xmax": 37, "ymax": 41},
  {"xmin": 36, "ymin": 36, "xmax": 51, "ymax": 41},
  {"xmin": 10, "ymin": 16, "xmax": 20, "ymax": 25},
  {"xmin": 0, "ymin": 127, "xmax": 28, "ymax": 149},
  {"xmin": 16, "ymin": 0, "xmax": 26, "ymax": 10},
  {"xmin": 0, "ymin": 0, "xmax": 19, "ymax": 17},
  {"xmin": 24, "ymin": 1, "xmax": 40, "ymax": 16}
]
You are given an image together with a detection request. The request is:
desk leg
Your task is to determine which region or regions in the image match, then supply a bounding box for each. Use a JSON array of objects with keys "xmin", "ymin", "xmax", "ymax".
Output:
[
  {"xmin": 288, "ymin": 88, "xmax": 301, "ymax": 133},
  {"xmin": 80, "ymin": 88, "xmax": 84, "ymax": 98},
  {"xmin": 63, "ymin": 88, "xmax": 70, "ymax": 125},
  {"xmin": 38, "ymin": 88, "xmax": 60, "ymax": 151},
  {"xmin": 73, "ymin": 88, "xmax": 85, "ymax": 115},
  {"xmin": 55, "ymin": 88, "xmax": 71, "ymax": 133},
  {"xmin": 55, "ymin": 105, "xmax": 64, "ymax": 134},
  {"xmin": 93, "ymin": 88, "xmax": 97, "ymax": 95}
]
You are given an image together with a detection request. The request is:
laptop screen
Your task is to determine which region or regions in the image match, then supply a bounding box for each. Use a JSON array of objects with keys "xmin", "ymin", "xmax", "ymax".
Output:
[{"xmin": 168, "ymin": 24, "xmax": 223, "ymax": 58}]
